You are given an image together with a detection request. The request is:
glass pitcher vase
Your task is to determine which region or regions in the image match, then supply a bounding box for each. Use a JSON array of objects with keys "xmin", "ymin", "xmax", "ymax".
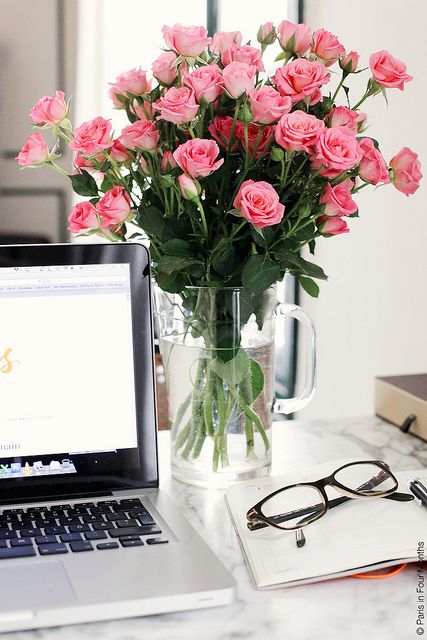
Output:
[{"xmin": 154, "ymin": 285, "xmax": 316, "ymax": 488}]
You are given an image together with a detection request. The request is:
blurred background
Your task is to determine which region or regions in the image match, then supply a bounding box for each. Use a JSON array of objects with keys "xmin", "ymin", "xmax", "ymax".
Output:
[{"xmin": 0, "ymin": 0, "xmax": 425, "ymax": 422}]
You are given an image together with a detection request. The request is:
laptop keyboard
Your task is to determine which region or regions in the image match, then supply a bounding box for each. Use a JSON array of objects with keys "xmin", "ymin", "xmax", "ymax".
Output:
[{"xmin": 0, "ymin": 498, "xmax": 169, "ymax": 558}]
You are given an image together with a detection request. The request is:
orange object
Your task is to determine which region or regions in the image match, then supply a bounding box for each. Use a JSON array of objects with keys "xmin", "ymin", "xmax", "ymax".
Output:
[{"xmin": 350, "ymin": 563, "xmax": 408, "ymax": 579}]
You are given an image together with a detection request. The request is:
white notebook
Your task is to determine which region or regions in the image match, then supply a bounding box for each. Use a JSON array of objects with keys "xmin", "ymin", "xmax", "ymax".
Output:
[{"xmin": 225, "ymin": 459, "xmax": 427, "ymax": 589}]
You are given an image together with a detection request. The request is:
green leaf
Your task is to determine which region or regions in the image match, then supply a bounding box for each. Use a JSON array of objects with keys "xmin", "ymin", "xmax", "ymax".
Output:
[
  {"xmin": 155, "ymin": 271, "xmax": 185, "ymax": 294},
  {"xmin": 249, "ymin": 358, "xmax": 264, "ymax": 401},
  {"xmin": 157, "ymin": 255, "xmax": 199, "ymax": 275},
  {"xmin": 299, "ymin": 276, "xmax": 320, "ymax": 298},
  {"xmin": 210, "ymin": 348, "xmax": 250, "ymax": 387},
  {"xmin": 273, "ymin": 248, "xmax": 327, "ymax": 280},
  {"xmin": 242, "ymin": 255, "xmax": 280, "ymax": 293},
  {"xmin": 69, "ymin": 170, "xmax": 98, "ymax": 197},
  {"xmin": 138, "ymin": 206, "xmax": 174, "ymax": 242},
  {"xmin": 163, "ymin": 239, "xmax": 195, "ymax": 257},
  {"xmin": 211, "ymin": 239, "xmax": 235, "ymax": 277}
]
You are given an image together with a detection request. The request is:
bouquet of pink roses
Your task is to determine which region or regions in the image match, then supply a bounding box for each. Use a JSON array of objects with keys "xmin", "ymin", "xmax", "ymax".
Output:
[
  {"xmin": 17, "ymin": 20, "xmax": 422, "ymax": 474},
  {"xmin": 17, "ymin": 21, "xmax": 421, "ymax": 298}
]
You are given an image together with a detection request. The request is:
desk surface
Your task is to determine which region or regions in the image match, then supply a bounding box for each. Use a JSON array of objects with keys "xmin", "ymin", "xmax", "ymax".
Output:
[{"xmin": 11, "ymin": 416, "xmax": 427, "ymax": 640}]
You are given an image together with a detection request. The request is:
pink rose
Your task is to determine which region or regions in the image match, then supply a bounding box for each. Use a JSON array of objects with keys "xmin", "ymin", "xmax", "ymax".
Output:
[
  {"xmin": 318, "ymin": 216, "xmax": 349, "ymax": 235},
  {"xmin": 68, "ymin": 202, "xmax": 99, "ymax": 234},
  {"xmin": 97, "ymin": 186, "xmax": 132, "ymax": 227},
  {"xmin": 257, "ymin": 22, "xmax": 275, "ymax": 45},
  {"xmin": 389, "ymin": 147, "xmax": 422, "ymax": 196},
  {"xmin": 178, "ymin": 174, "xmax": 201, "ymax": 200},
  {"xmin": 183, "ymin": 65, "xmax": 223, "ymax": 103},
  {"xmin": 325, "ymin": 106, "xmax": 359, "ymax": 131},
  {"xmin": 311, "ymin": 28, "xmax": 345, "ymax": 67},
  {"xmin": 311, "ymin": 126, "xmax": 363, "ymax": 178},
  {"xmin": 221, "ymin": 44, "xmax": 264, "ymax": 72},
  {"xmin": 16, "ymin": 133, "xmax": 50, "ymax": 166},
  {"xmin": 110, "ymin": 68, "xmax": 151, "ymax": 97},
  {"xmin": 274, "ymin": 59, "xmax": 330, "ymax": 105},
  {"xmin": 119, "ymin": 120, "xmax": 160, "ymax": 151},
  {"xmin": 160, "ymin": 150, "xmax": 177, "ymax": 172},
  {"xmin": 320, "ymin": 179, "xmax": 357, "ymax": 217},
  {"xmin": 222, "ymin": 62, "xmax": 256, "ymax": 98},
  {"xmin": 340, "ymin": 50, "xmax": 359, "ymax": 74},
  {"xmin": 210, "ymin": 31, "xmax": 242, "ymax": 54},
  {"xmin": 277, "ymin": 21, "xmax": 311, "ymax": 56},
  {"xmin": 69, "ymin": 116, "xmax": 113, "ymax": 156},
  {"xmin": 130, "ymin": 99, "xmax": 155, "ymax": 121},
  {"xmin": 275, "ymin": 111, "xmax": 325, "ymax": 153},
  {"xmin": 154, "ymin": 87, "xmax": 199, "ymax": 124},
  {"xmin": 162, "ymin": 23, "xmax": 211, "ymax": 58},
  {"xmin": 152, "ymin": 51, "xmax": 178, "ymax": 85},
  {"xmin": 208, "ymin": 116, "xmax": 240, "ymax": 152},
  {"xmin": 358, "ymin": 138, "xmax": 389, "ymax": 185},
  {"xmin": 173, "ymin": 138, "xmax": 223, "ymax": 178},
  {"xmin": 29, "ymin": 91, "xmax": 67, "ymax": 125},
  {"xmin": 233, "ymin": 179, "xmax": 285, "ymax": 228},
  {"xmin": 139, "ymin": 156, "xmax": 149, "ymax": 175},
  {"xmin": 249, "ymin": 86, "xmax": 291, "ymax": 124},
  {"xmin": 235, "ymin": 124, "xmax": 275, "ymax": 158},
  {"xmin": 109, "ymin": 139, "xmax": 131, "ymax": 163},
  {"xmin": 369, "ymin": 50, "xmax": 412, "ymax": 90}
]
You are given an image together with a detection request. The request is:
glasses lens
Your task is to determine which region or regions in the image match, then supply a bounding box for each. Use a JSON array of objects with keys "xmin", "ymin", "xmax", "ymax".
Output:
[
  {"xmin": 260, "ymin": 485, "xmax": 326, "ymax": 530},
  {"xmin": 334, "ymin": 462, "xmax": 397, "ymax": 496}
]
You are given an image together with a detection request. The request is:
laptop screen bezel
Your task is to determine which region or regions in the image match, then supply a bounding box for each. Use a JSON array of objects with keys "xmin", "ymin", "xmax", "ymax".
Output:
[{"xmin": 0, "ymin": 242, "xmax": 159, "ymax": 503}]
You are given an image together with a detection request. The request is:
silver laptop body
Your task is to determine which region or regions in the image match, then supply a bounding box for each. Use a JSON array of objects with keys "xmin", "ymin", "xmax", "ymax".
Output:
[{"xmin": 0, "ymin": 243, "xmax": 235, "ymax": 633}]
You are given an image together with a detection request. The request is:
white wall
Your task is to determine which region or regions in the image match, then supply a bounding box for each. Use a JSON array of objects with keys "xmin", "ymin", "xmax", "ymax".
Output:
[{"xmin": 298, "ymin": 0, "xmax": 427, "ymax": 420}]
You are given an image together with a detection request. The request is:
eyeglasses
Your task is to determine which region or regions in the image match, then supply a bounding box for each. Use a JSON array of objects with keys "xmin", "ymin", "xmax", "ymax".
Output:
[{"xmin": 246, "ymin": 460, "xmax": 413, "ymax": 543}]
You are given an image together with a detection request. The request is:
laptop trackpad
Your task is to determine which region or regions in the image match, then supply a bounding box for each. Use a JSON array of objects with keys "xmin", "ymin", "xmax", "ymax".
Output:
[{"xmin": 0, "ymin": 562, "xmax": 76, "ymax": 612}]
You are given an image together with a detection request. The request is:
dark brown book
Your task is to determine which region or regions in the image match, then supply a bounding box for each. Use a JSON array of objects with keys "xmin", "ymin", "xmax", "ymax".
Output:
[{"xmin": 375, "ymin": 374, "xmax": 427, "ymax": 441}]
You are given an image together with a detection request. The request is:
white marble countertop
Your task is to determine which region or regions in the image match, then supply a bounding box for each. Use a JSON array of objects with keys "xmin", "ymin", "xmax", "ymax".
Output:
[{"xmin": 8, "ymin": 416, "xmax": 427, "ymax": 640}]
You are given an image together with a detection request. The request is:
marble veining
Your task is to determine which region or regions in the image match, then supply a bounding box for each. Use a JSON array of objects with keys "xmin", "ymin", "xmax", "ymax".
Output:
[{"xmin": 6, "ymin": 416, "xmax": 427, "ymax": 640}]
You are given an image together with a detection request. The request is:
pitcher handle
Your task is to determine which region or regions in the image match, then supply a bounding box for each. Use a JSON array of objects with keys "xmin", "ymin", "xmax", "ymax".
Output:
[{"xmin": 273, "ymin": 303, "xmax": 316, "ymax": 415}]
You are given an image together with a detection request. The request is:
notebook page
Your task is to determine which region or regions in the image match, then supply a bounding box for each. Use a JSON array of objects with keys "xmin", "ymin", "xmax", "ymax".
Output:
[{"xmin": 226, "ymin": 461, "xmax": 424, "ymax": 588}]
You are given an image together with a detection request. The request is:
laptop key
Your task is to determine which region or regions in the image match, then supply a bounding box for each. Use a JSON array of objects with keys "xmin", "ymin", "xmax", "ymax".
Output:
[
  {"xmin": 116, "ymin": 519, "xmax": 138, "ymax": 528},
  {"xmin": 0, "ymin": 530, "xmax": 17, "ymax": 540},
  {"xmin": 35, "ymin": 535, "xmax": 58, "ymax": 545},
  {"xmin": 85, "ymin": 531, "xmax": 107, "ymax": 541},
  {"xmin": 96, "ymin": 500, "xmax": 118, "ymax": 507},
  {"xmin": 121, "ymin": 539, "xmax": 144, "ymax": 548},
  {"xmin": 3, "ymin": 508, "xmax": 24, "ymax": 515},
  {"xmin": 0, "ymin": 540, "xmax": 7, "ymax": 548},
  {"xmin": 45, "ymin": 525, "xmax": 66, "ymax": 535},
  {"xmin": 92, "ymin": 522, "xmax": 115, "ymax": 531},
  {"xmin": 61, "ymin": 533, "xmax": 82, "ymax": 543},
  {"xmin": 146, "ymin": 538, "xmax": 169, "ymax": 545},
  {"xmin": 134, "ymin": 512, "xmax": 156, "ymax": 526},
  {"xmin": 74, "ymin": 502, "xmax": 95, "ymax": 509},
  {"xmin": 119, "ymin": 499, "xmax": 142, "ymax": 506},
  {"xmin": 68, "ymin": 524, "xmax": 90, "ymax": 533},
  {"xmin": 82, "ymin": 514, "xmax": 104, "ymax": 524},
  {"xmin": 59, "ymin": 516, "xmax": 81, "ymax": 526},
  {"xmin": 19, "ymin": 528, "xmax": 42, "ymax": 537},
  {"xmin": 118, "ymin": 535, "xmax": 141, "ymax": 542},
  {"xmin": 97, "ymin": 542, "xmax": 119, "ymax": 550},
  {"xmin": 0, "ymin": 546, "xmax": 36, "ymax": 559},
  {"xmin": 38, "ymin": 543, "xmax": 68, "ymax": 555},
  {"xmin": 10, "ymin": 537, "xmax": 33, "ymax": 547},
  {"xmin": 109, "ymin": 525, "xmax": 161, "ymax": 538},
  {"xmin": 70, "ymin": 541, "xmax": 93, "ymax": 553}
]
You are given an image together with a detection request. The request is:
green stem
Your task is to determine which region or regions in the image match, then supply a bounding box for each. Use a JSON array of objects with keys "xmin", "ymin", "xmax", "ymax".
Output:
[
  {"xmin": 49, "ymin": 161, "xmax": 68, "ymax": 177},
  {"xmin": 171, "ymin": 393, "xmax": 191, "ymax": 440},
  {"xmin": 331, "ymin": 73, "xmax": 347, "ymax": 102},
  {"xmin": 228, "ymin": 386, "xmax": 270, "ymax": 453}
]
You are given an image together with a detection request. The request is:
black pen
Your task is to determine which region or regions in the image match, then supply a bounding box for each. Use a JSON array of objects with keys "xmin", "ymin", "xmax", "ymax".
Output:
[{"xmin": 408, "ymin": 478, "xmax": 427, "ymax": 507}]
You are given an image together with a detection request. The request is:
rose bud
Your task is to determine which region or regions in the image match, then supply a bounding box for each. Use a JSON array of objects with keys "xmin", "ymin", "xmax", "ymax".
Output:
[
  {"xmin": 178, "ymin": 174, "xmax": 201, "ymax": 200},
  {"xmin": 257, "ymin": 22, "xmax": 276, "ymax": 46},
  {"xmin": 16, "ymin": 133, "xmax": 50, "ymax": 166},
  {"xmin": 339, "ymin": 51, "xmax": 359, "ymax": 74},
  {"xmin": 30, "ymin": 91, "xmax": 68, "ymax": 126},
  {"xmin": 318, "ymin": 216, "xmax": 349, "ymax": 235},
  {"xmin": 161, "ymin": 150, "xmax": 177, "ymax": 172},
  {"xmin": 389, "ymin": 147, "xmax": 422, "ymax": 195}
]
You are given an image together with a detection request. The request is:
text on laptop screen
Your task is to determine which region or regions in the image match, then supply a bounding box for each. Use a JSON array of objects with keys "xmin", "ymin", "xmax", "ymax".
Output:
[{"xmin": 0, "ymin": 263, "xmax": 138, "ymax": 479}]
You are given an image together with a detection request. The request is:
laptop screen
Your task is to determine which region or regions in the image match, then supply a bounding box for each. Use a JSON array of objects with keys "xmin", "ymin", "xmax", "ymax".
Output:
[
  {"xmin": 0, "ymin": 244, "xmax": 158, "ymax": 501},
  {"xmin": 0, "ymin": 263, "xmax": 138, "ymax": 481}
]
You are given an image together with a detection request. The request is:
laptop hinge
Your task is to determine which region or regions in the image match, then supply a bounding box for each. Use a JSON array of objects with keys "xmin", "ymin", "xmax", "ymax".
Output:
[{"xmin": 0, "ymin": 490, "xmax": 113, "ymax": 506}]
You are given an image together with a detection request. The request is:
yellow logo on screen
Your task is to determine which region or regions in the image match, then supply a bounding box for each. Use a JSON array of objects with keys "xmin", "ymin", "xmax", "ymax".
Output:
[{"xmin": 0, "ymin": 348, "xmax": 19, "ymax": 374}]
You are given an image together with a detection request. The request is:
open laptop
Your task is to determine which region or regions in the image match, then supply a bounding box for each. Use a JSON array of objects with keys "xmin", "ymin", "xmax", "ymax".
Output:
[{"xmin": 0, "ymin": 242, "xmax": 236, "ymax": 633}]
